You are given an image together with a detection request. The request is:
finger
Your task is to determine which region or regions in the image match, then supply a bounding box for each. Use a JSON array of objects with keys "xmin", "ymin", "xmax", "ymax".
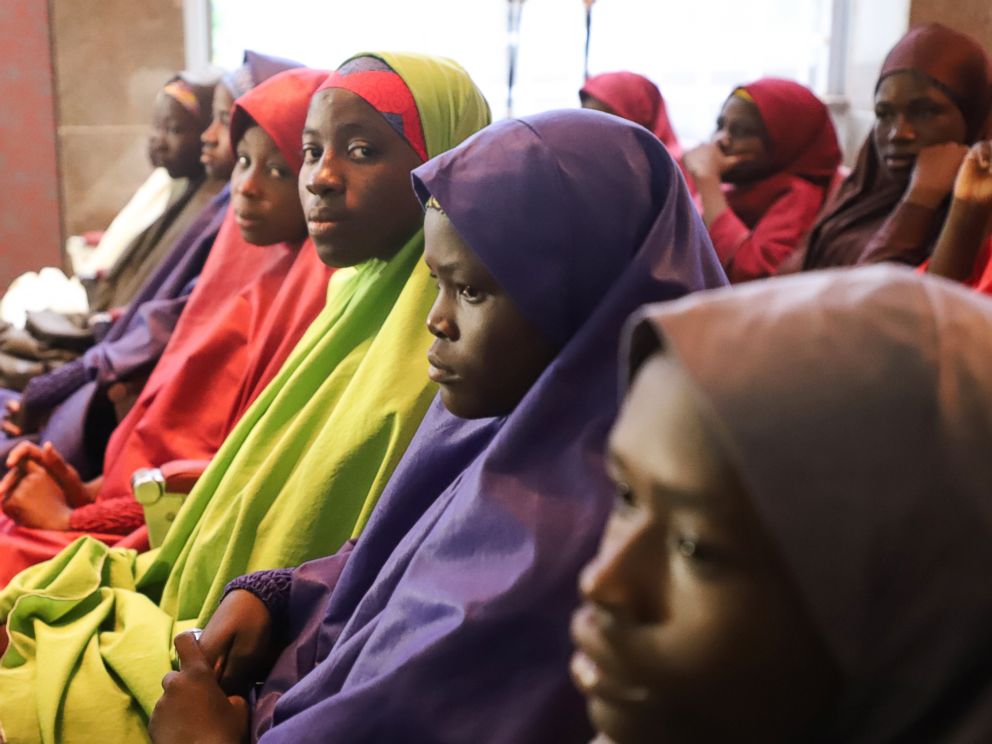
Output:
[
  {"xmin": 40, "ymin": 443, "xmax": 77, "ymax": 485},
  {"xmin": 1, "ymin": 422, "xmax": 22, "ymax": 437},
  {"xmin": 161, "ymin": 670, "xmax": 181, "ymax": 691},
  {"xmin": 6, "ymin": 441, "xmax": 44, "ymax": 469},
  {"xmin": 0, "ymin": 468, "xmax": 22, "ymax": 497},
  {"xmin": 174, "ymin": 631, "xmax": 210, "ymax": 673},
  {"xmin": 195, "ymin": 626, "xmax": 231, "ymax": 679},
  {"xmin": 5, "ymin": 399, "xmax": 19, "ymax": 414}
]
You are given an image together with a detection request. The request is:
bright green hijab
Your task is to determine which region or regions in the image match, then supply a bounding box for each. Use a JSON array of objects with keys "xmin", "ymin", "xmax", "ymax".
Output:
[{"xmin": 0, "ymin": 53, "xmax": 491, "ymax": 744}]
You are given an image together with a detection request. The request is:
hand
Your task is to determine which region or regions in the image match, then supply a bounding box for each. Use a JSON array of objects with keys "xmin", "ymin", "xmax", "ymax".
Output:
[
  {"xmin": 198, "ymin": 590, "xmax": 275, "ymax": 698},
  {"xmin": 907, "ymin": 142, "xmax": 970, "ymax": 208},
  {"xmin": 1, "ymin": 460, "xmax": 73, "ymax": 530},
  {"xmin": 149, "ymin": 632, "xmax": 249, "ymax": 744},
  {"xmin": 6, "ymin": 441, "xmax": 94, "ymax": 508},
  {"xmin": 952, "ymin": 141, "xmax": 992, "ymax": 206},
  {"xmin": 682, "ymin": 142, "xmax": 744, "ymax": 182},
  {"xmin": 1, "ymin": 399, "xmax": 22, "ymax": 437}
]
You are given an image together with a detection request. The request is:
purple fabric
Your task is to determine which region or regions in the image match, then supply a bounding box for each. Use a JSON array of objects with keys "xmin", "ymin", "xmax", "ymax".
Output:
[
  {"xmin": 223, "ymin": 51, "xmax": 303, "ymax": 99},
  {"xmin": 0, "ymin": 187, "xmax": 230, "ymax": 478},
  {"xmin": 252, "ymin": 110, "xmax": 727, "ymax": 743}
]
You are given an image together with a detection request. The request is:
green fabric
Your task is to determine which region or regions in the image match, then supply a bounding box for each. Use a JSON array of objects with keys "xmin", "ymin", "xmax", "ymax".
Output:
[{"xmin": 0, "ymin": 52, "xmax": 490, "ymax": 744}]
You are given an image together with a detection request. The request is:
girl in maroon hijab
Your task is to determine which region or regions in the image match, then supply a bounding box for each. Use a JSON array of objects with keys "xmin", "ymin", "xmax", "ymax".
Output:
[
  {"xmin": 574, "ymin": 266, "xmax": 992, "ymax": 744},
  {"xmin": 580, "ymin": 72, "xmax": 682, "ymax": 161},
  {"xmin": 801, "ymin": 23, "xmax": 992, "ymax": 270},
  {"xmin": 683, "ymin": 78, "xmax": 841, "ymax": 282}
]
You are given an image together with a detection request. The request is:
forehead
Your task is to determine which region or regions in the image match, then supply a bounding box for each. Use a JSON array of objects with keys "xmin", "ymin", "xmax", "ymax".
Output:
[
  {"xmin": 212, "ymin": 84, "xmax": 235, "ymax": 111},
  {"xmin": 875, "ymin": 71, "xmax": 957, "ymax": 107},
  {"xmin": 238, "ymin": 123, "xmax": 281, "ymax": 157},
  {"xmin": 719, "ymin": 95, "xmax": 762, "ymax": 126},
  {"xmin": 154, "ymin": 92, "xmax": 196, "ymax": 125},
  {"xmin": 610, "ymin": 353, "xmax": 734, "ymax": 498},
  {"xmin": 305, "ymin": 87, "xmax": 392, "ymax": 134},
  {"xmin": 423, "ymin": 209, "xmax": 482, "ymax": 270}
]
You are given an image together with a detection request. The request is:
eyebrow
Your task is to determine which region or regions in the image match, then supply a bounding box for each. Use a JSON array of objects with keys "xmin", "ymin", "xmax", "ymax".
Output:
[
  {"xmin": 426, "ymin": 260, "xmax": 463, "ymax": 276},
  {"xmin": 608, "ymin": 449, "xmax": 721, "ymax": 511}
]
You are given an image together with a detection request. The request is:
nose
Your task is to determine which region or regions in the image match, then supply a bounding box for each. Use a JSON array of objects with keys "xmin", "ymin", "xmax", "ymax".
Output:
[
  {"xmin": 889, "ymin": 113, "xmax": 915, "ymax": 143},
  {"xmin": 579, "ymin": 513, "xmax": 658, "ymax": 622},
  {"xmin": 201, "ymin": 119, "xmax": 220, "ymax": 148},
  {"xmin": 236, "ymin": 165, "xmax": 261, "ymax": 199},
  {"xmin": 714, "ymin": 126, "xmax": 732, "ymax": 153},
  {"xmin": 304, "ymin": 151, "xmax": 344, "ymax": 197},
  {"xmin": 426, "ymin": 292, "xmax": 458, "ymax": 341}
]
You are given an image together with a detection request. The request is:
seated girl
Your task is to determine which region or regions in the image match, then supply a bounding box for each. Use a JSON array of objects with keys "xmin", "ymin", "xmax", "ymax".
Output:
[
  {"xmin": 147, "ymin": 108, "xmax": 726, "ymax": 744},
  {"xmin": 0, "ymin": 52, "xmax": 491, "ymax": 743},
  {"xmin": 683, "ymin": 78, "xmax": 840, "ymax": 281},
  {"xmin": 801, "ymin": 23, "xmax": 992, "ymax": 270},
  {"xmin": 580, "ymin": 71, "xmax": 683, "ymax": 162},
  {"xmin": 926, "ymin": 140, "xmax": 992, "ymax": 293},
  {"xmin": 572, "ymin": 265, "xmax": 992, "ymax": 743},
  {"xmin": 0, "ymin": 75, "xmax": 222, "ymax": 390},
  {"xmin": 0, "ymin": 51, "xmax": 301, "ymax": 470},
  {"xmin": 0, "ymin": 68, "xmax": 331, "ymax": 585}
]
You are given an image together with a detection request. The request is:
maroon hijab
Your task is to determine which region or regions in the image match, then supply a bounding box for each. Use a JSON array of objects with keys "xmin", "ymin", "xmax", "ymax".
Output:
[{"xmin": 802, "ymin": 23, "xmax": 992, "ymax": 270}]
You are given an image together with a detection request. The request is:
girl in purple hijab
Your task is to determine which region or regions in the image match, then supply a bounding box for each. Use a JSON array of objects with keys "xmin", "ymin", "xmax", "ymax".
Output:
[{"xmin": 148, "ymin": 109, "xmax": 726, "ymax": 744}]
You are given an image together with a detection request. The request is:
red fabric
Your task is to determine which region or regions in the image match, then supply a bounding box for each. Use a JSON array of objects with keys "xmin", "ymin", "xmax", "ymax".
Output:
[
  {"xmin": 802, "ymin": 24, "xmax": 992, "ymax": 270},
  {"xmin": 713, "ymin": 78, "xmax": 841, "ymax": 281},
  {"xmin": 319, "ymin": 64, "xmax": 427, "ymax": 162},
  {"xmin": 975, "ymin": 240, "xmax": 992, "ymax": 293},
  {"xmin": 0, "ymin": 69, "xmax": 331, "ymax": 584},
  {"xmin": 580, "ymin": 72, "xmax": 682, "ymax": 158}
]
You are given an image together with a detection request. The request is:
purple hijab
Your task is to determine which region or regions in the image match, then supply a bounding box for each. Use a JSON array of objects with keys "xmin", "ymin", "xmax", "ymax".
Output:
[
  {"xmin": 630, "ymin": 266, "xmax": 992, "ymax": 741},
  {"xmin": 252, "ymin": 110, "xmax": 726, "ymax": 743}
]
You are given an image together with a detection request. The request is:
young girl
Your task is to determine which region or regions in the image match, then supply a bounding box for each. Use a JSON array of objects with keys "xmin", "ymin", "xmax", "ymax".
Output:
[
  {"xmin": 573, "ymin": 266, "xmax": 992, "ymax": 743},
  {"xmin": 801, "ymin": 23, "xmax": 992, "ymax": 269},
  {"xmin": 0, "ymin": 68, "xmax": 331, "ymax": 584},
  {"xmin": 0, "ymin": 52, "xmax": 301, "ymax": 473},
  {"xmin": 0, "ymin": 52, "xmax": 490, "ymax": 743},
  {"xmin": 683, "ymin": 78, "xmax": 841, "ymax": 281},
  {"xmin": 147, "ymin": 108, "xmax": 726, "ymax": 744}
]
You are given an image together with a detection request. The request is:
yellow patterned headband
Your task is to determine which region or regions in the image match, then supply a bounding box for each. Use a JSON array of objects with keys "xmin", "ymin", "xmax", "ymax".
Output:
[
  {"xmin": 732, "ymin": 87, "xmax": 754, "ymax": 103},
  {"xmin": 162, "ymin": 80, "xmax": 202, "ymax": 118}
]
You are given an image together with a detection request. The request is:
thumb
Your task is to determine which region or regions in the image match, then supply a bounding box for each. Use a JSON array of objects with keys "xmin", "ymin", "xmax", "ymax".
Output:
[
  {"xmin": 174, "ymin": 631, "xmax": 210, "ymax": 672},
  {"xmin": 227, "ymin": 695, "xmax": 249, "ymax": 715}
]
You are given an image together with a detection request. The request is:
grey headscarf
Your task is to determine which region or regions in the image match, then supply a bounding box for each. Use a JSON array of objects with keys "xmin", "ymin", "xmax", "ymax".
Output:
[{"xmin": 628, "ymin": 265, "xmax": 992, "ymax": 742}]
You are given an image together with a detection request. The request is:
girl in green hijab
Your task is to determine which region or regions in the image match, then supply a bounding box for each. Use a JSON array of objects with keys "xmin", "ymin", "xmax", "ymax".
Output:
[{"xmin": 0, "ymin": 53, "xmax": 491, "ymax": 744}]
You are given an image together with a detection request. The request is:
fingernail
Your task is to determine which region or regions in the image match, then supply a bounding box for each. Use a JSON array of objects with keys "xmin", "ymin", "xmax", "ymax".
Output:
[{"xmin": 570, "ymin": 652, "xmax": 600, "ymax": 690}]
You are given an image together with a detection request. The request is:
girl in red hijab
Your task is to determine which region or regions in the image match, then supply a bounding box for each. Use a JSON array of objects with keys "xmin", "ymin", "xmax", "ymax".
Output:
[
  {"xmin": 580, "ymin": 71, "xmax": 682, "ymax": 161},
  {"xmin": 801, "ymin": 23, "xmax": 992, "ymax": 270},
  {"xmin": 0, "ymin": 69, "xmax": 332, "ymax": 584},
  {"xmin": 683, "ymin": 78, "xmax": 841, "ymax": 282}
]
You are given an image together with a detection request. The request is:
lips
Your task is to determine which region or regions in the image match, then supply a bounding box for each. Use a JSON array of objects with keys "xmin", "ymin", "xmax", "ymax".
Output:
[
  {"xmin": 571, "ymin": 605, "xmax": 653, "ymax": 707},
  {"xmin": 883, "ymin": 152, "xmax": 916, "ymax": 170},
  {"xmin": 235, "ymin": 211, "xmax": 265, "ymax": 229},
  {"xmin": 306, "ymin": 208, "xmax": 348, "ymax": 239},
  {"xmin": 427, "ymin": 351, "xmax": 458, "ymax": 384}
]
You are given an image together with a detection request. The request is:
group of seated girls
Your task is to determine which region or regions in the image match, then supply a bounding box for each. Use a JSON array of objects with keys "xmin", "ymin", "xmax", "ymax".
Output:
[{"xmin": 0, "ymin": 19, "xmax": 988, "ymax": 744}]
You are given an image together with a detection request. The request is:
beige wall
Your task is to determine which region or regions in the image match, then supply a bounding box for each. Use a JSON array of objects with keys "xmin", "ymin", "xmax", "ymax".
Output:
[
  {"xmin": 51, "ymin": 0, "xmax": 185, "ymax": 237},
  {"xmin": 910, "ymin": 0, "xmax": 992, "ymax": 53}
]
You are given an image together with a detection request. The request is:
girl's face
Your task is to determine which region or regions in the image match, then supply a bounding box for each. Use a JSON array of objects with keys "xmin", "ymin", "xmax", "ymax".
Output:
[
  {"xmin": 873, "ymin": 71, "xmax": 968, "ymax": 181},
  {"xmin": 148, "ymin": 92, "xmax": 205, "ymax": 179},
  {"xmin": 231, "ymin": 124, "xmax": 307, "ymax": 246},
  {"xmin": 200, "ymin": 83, "xmax": 236, "ymax": 181},
  {"xmin": 299, "ymin": 88, "xmax": 425, "ymax": 268},
  {"xmin": 571, "ymin": 353, "xmax": 839, "ymax": 744},
  {"xmin": 423, "ymin": 208, "xmax": 558, "ymax": 419},
  {"xmin": 713, "ymin": 96, "xmax": 772, "ymax": 183}
]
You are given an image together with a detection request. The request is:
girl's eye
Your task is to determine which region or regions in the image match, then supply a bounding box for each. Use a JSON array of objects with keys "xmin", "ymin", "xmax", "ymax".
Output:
[
  {"xmin": 301, "ymin": 145, "xmax": 320, "ymax": 164},
  {"xmin": 614, "ymin": 481, "xmax": 634, "ymax": 510},
  {"xmin": 269, "ymin": 166, "xmax": 290, "ymax": 179},
  {"xmin": 676, "ymin": 536, "xmax": 699, "ymax": 558},
  {"xmin": 458, "ymin": 285, "xmax": 484, "ymax": 303},
  {"xmin": 236, "ymin": 154, "xmax": 250, "ymax": 168},
  {"xmin": 348, "ymin": 144, "xmax": 373, "ymax": 160}
]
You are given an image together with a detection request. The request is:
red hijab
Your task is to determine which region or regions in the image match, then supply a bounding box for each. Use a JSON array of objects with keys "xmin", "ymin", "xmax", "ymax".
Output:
[
  {"xmin": 722, "ymin": 77, "xmax": 840, "ymax": 226},
  {"xmin": 580, "ymin": 71, "xmax": 682, "ymax": 158},
  {"xmin": 802, "ymin": 23, "xmax": 992, "ymax": 270},
  {"xmin": 97, "ymin": 68, "xmax": 333, "ymax": 506}
]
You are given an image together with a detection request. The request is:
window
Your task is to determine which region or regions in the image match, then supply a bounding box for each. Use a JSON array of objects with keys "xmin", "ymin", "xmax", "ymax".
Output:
[{"xmin": 204, "ymin": 0, "xmax": 844, "ymax": 146}]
